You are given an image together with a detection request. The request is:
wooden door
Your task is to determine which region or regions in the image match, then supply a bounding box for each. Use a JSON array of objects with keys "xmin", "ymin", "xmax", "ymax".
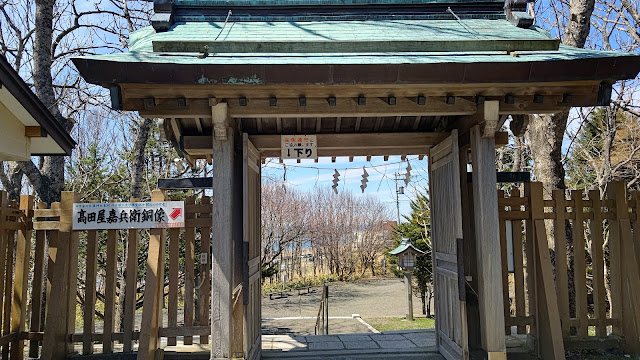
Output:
[
  {"xmin": 428, "ymin": 130, "xmax": 469, "ymax": 360},
  {"xmin": 243, "ymin": 133, "xmax": 262, "ymax": 360}
]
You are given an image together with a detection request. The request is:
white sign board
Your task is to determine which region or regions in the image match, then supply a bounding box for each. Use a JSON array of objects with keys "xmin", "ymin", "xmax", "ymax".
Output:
[
  {"xmin": 281, "ymin": 135, "xmax": 317, "ymax": 160},
  {"xmin": 72, "ymin": 201, "xmax": 185, "ymax": 230}
]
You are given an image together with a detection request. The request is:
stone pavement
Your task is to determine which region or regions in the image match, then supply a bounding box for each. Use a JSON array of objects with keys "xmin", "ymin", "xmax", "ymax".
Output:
[
  {"xmin": 262, "ymin": 316, "xmax": 374, "ymax": 335},
  {"xmin": 262, "ymin": 329, "xmax": 438, "ymax": 355}
]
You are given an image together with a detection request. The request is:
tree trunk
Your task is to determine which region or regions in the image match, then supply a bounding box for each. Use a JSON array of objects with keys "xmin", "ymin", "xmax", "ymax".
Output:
[
  {"xmin": 131, "ymin": 118, "xmax": 154, "ymax": 199},
  {"xmin": 524, "ymin": 0, "xmax": 595, "ymax": 322},
  {"xmin": 0, "ymin": 163, "xmax": 23, "ymax": 200}
]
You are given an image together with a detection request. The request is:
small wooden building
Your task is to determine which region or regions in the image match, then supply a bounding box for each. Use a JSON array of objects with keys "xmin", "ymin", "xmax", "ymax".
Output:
[
  {"xmin": 0, "ymin": 56, "xmax": 75, "ymax": 160},
  {"xmin": 73, "ymin": 1, "xmax": 640, "ymax": 359}
]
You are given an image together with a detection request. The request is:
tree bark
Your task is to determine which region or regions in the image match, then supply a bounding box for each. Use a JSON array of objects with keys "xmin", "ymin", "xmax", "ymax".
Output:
[
  {"xmin": 0, "ymin": 163, "xmax": 23, "ymax": 200},
  {"xmin": 130, "ymin": 118, "xmax": 154, "ymax": 199},
  {"xmin": 526, "ymin": 111, "xmax": 570, "ymax": 194}
]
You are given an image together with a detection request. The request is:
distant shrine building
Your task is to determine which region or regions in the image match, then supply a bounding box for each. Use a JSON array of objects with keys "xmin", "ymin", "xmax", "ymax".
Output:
[{"xmin": 74, "ymin": 1, "xmax": 640, "ymax": 359}]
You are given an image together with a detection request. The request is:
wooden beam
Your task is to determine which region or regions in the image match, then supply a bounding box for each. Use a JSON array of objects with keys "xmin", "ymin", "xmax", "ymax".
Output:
[
  {"xmin": 122, "ymin": 81, "xmax": 602, "ymax": 101},
  {"xmin": 24, "ymin": 126, "xmax": 45, "ymax": 138},
  {"xmin": 250, "ymin": 132, "xmax": 445, "ymax": 151},
  {"xmin": 195, "ymin": 118, "xmax": 203, "ymax": 133},
  {"xmin": 133, "ymin": 95, "xmax": 576, "ymax": 119},
  {"xmin": 152, "ymin": 39, "xmax": 561, "ymax": 54},
  {"xmin": 412, "ymin": 116, "xmax": 421, "ymax": 130},
  {"xmin": 135, "ymin": 96, "xmax": 476, "ymax": 118},
  {"xmin": 158, "ymin": 177, "xmax": 213, "ymax": 189},
  {"xmin": 228, "ymin": 96, "xmax": 476, "ymax": 118},
  {"xmin": 184, "ymin": 132, "xmax": 441, "ymax": 158},
  {"xmin": 170, "ymin": 119, "xmax": 182, "ymax": 143},
  {"xmin": 393, "ymin": 116, "xmax": 402, "ymax": 131}
]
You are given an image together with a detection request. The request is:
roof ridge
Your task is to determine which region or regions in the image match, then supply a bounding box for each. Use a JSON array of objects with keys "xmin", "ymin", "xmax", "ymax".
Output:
[{"xmin": 150, "ymin": 0, "xmax": 532, "ymax": 31}]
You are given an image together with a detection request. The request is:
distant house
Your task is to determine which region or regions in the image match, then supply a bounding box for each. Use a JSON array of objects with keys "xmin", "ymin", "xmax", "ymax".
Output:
[{"xmin": 0, "ymin": 56, "xmax": 75, "ymax": 160}]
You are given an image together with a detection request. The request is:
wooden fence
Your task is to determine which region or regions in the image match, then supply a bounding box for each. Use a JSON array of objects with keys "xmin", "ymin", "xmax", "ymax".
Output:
[
  {"xmin": 498, "ymin": 181, "xmax": 640, "ymax": 357},
  {"xmin": 0, "ymin": 192, "xmax": 35, "ymax": 360},
  {"xmin": 0, "ymin": 190, "xmax": 213, "ymax": 360}
]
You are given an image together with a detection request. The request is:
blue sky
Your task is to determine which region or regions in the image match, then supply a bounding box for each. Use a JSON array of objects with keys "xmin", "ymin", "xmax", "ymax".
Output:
[{"xmin": 261, "ymin": 155, "xmax": 430, "ymax": 222}]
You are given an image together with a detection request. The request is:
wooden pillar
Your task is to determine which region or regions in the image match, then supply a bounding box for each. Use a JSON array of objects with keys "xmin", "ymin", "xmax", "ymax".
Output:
[
  {"xmin": 404, "ymin": 271, "xmax": 413, "ymax": 321},
  {"xmin": 609, "ymin": 181, "xmax": 640, "ymax": 353},
  {"xmin": 526, "ymin": 182, "xmax": 565, "ymax": 360},
  {"xmin": 211, "ymin": 101, "xmax": 236, "ymax": 359},
  {"xmin": 469, "ymin": 125, "xmax": 506, "ymax": 359},
  {"xmin": 123, "ymin": 198, "xmax": 140, "ymax": 352},
  {"xmin": 42, "ymin": 192, "xmax": 80, "ymax": 360},
  {"xmin": 137, "ymin": 190, "xmax": 167, "ymax": 360},
  {"xmin": 459, "ymin": 145, "xmax": 481, "ymax": 349}
]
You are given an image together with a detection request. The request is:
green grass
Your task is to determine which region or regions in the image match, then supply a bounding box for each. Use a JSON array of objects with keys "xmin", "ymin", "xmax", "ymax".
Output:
[{"xmin": 364, "ymin": 316, "xmax": 435, "ymax": 332}]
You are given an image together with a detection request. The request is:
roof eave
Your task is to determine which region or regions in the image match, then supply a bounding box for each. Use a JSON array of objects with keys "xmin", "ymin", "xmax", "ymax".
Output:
[
  {"xmin": 72, "ymin": 55, "xmax": 640, "ymax": 88},
  {"xmin": 0, "ymin": 56, "xmax": 76, "ymax": 156}
]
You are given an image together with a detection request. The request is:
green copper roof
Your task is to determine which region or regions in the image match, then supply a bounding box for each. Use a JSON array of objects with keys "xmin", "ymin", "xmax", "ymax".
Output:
[
  {"xmin": 77, "ymin": 19, "xmax": 634, "ymax": 66},
  {"xmin": 389, "ymin": 238, "xmax": 426, "ymax": 255},
  {"xmin": 72, "ymin": 18, "xmax": 640, "ymax": 86},
  {"xmin": 131, "ymin": 19, "xmax": 549, "ymax": 50}
]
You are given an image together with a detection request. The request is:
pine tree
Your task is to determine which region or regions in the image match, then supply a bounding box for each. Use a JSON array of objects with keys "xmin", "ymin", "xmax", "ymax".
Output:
[{"xmin": 392, "ymin": 192, "xmax": 434, "ymax": 317}]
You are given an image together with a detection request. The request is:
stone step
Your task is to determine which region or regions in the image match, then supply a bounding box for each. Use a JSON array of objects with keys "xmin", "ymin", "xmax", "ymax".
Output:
[{"xmin": 262, "ymin": 348, "xmax": 444, "ymax": 360}]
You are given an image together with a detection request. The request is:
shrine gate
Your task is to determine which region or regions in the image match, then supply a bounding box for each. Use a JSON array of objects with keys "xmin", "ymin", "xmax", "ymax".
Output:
[{"xmin": 72, "ymin": 0, "xmax": 640, "ymax": 359}]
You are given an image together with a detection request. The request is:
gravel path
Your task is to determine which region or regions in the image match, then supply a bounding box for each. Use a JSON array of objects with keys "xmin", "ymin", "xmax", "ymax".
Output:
[{"xmin": 262, "ymin": 278, "xmax": 426, "ymax": 319}]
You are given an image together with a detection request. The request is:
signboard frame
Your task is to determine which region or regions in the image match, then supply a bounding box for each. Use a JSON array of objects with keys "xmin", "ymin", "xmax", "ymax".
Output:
[
  {"xmin": 72, "ymin": 201, "xmax": 185, "ymax": 230},
  {"xmin": 281, "ymin": 135, "xmax": 317, "ymax": 160}
]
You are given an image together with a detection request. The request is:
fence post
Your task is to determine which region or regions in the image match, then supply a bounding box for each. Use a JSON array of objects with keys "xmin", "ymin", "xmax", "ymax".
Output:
[
  {"xmin": 609, "ymin": 181, "xmax": 640, "ymax": 353},
  {"xmin": 123, "ymin": 198, "xmax": 140, "ymax": 352},
  {"xmin": 10, "ymin": 195, "xmax": 33, "ymax": 359},
  {"xmin": 525, "ymin": 182, "xmax": 564, "ymax": 360},
  {"xmin": 138, "ymin": 189, "xmax": 167, "ymax": 360},
  {"xmin": 29, "ymin": 202, "xmax": 47, "ymax": 358},
  {"xmin": 552, "ymin": 189, "xmax": 570, "ymax": 337},
  {"xmin": 42, "ymin": 192, "xmax": 80, "ymax": 360}
]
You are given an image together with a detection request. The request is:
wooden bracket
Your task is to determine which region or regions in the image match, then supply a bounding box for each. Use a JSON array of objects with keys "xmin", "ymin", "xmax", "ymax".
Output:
[
  {"xmin": 211, "ymin": 101, "xmax": 230, "ymax": 141},
  {"xmin": 24, "ymin": 126, "xmax": 46, "ymax": 138},
  {"xmin": 480, "ymin": 100, "xmax": 500, "ymax": 138}
]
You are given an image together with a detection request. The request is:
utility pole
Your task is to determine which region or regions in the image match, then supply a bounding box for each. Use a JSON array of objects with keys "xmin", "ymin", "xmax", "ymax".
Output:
[{"xmin": 394, "ymin": 172, "xmax": 404, "ymax": 224}]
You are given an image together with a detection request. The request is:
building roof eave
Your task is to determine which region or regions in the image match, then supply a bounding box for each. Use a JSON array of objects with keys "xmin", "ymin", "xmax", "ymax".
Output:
[{"xmin": 0, "ymin": 56, "xmax": 76, "ymax": 156}]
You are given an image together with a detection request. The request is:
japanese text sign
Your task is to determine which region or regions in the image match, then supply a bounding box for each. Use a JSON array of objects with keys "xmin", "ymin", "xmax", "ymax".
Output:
[
  {"xmin": 72, "ymin": 201, "xmax": 185, "ymax": 230},
  {"xmin": 281, "ymin": 135, "xmax": 317, "ymax": 160}
]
